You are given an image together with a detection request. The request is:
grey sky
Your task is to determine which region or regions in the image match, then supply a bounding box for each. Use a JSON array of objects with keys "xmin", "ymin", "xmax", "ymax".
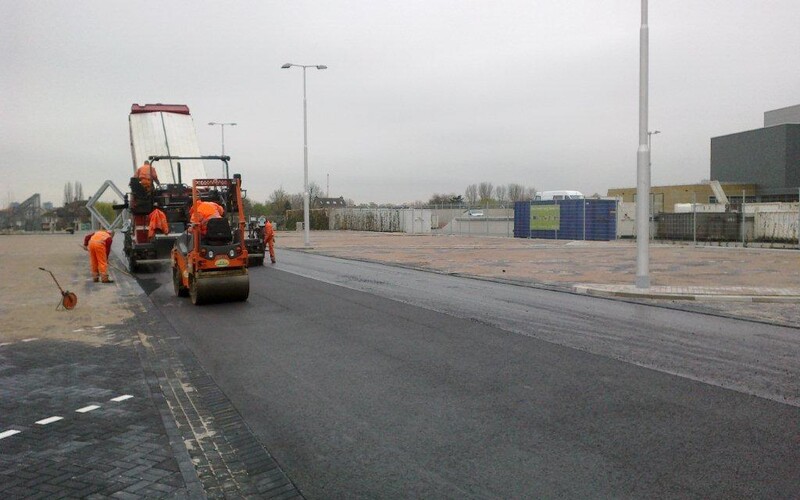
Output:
[{"xmin": 1, "ymin": 0, "xmax": 798, "ymax": 207}]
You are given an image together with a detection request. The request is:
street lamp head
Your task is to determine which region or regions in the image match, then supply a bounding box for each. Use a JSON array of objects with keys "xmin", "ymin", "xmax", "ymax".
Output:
[
  {"xmin": 281, "ymin": 63, "xmax": 292, "ymax": 69},
  {"xmin": 316, "ymin": 65, "xmax": 327, "ymax": 70},
  {"xmin": 230, "ymin": 123, "xmax": 237, "ymax": 126},
  {"xmin": 208, "ymin": 122, "xmax": 217, "ymax": 125}
]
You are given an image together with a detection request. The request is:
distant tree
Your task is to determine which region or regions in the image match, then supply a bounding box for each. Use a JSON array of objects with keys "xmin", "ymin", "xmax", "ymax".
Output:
[
  {"xmin": 241, "ymin": 197, "xmax": 254, "ymax": 214},
  {"xmin": 495, "ymin": 185, "xmax": 507, "ymax": 205},
  {"xmin": 345, "ymin": 198, "xmax": 356, "ymax": 206},
  {"xmin": 507, "ymin": 183, "xmax": 524, "ymax": 202},
  {"xmin": 449, "ymin": 194, "xmax": 464, "ymax": 205},
  {"xmin": 267, "ymin": 188, "xmax": 290, "ymax": 214},
  {"xmin": 249, "ymin": 202, "xmax": 271, "ymax": 216},
  {"xmin": 289, "ymin": 193, "xmax": 304, "ymax": 210},
  {"xmin": 428, "ymin": 193, "xmax": 457, "ymax": 205},
  {"xmin": 465, "ymin": 184, "xmax": 478, "ymax": 205},
  {"xmin": 63, "ymin": 182, "xmax": 73, "ymax": 206},
  {"xmin": 75, "ymin": 182, "xmax": 83, "ymax": 201},
  {"xmin": 308, "ymin": 181, "xmax": 322, "ymax": 200},
  {"xmin": 524, "ymin": 186, "xmax": 538, "ymax": 200},
  {"xmin": 478, "ymin": 182, "xmax": 494, "ymax": 204},
  {"xmin": 93, "ymin": 201, "xmax": 115, "ymax": 224}
]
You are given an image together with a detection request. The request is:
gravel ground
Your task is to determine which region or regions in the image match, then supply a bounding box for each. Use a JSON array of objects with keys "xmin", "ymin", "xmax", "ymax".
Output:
[{"xmin": 0, "ymin": 234, "xmax": 134, "ymax": 345}]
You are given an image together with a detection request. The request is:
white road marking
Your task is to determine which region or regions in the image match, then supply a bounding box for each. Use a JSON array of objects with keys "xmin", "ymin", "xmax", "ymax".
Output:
[
  {"xmin": 0, "ymin": 342, "xmax": 12, "ymax": 347},
  {"xmin": 21, "ymin": 338, "xmax": 39, "ymax": 342},
  {"xmin": 76, "ymin": 405, "xmax": 100, "ymax": 413},
  {"xmin": 0, "ymin": 430, "xmax": 21, "ymax": 439},
  {"xmin": 110, "ymin": 395, "xmax": 133, "ymax": 402},
  {"xmin": 93, "ymin": 326, "xmax": 105, "ymax": 330},
  {"xmin": 35, "ymin": 416, "xmax": 63, "ymax": 425},
  {"xmin": 73, "ymin": 329, "xmax": 84, "ymax": 333}
]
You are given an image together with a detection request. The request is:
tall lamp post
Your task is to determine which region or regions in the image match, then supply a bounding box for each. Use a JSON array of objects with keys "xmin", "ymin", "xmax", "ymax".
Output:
[
  {"xmin": 635, "ymin": 0, "xmax": 651, "ymax": 289},
  {"xmin": 208, "ymin": 121, "xmax": 236, "ymax": 176},
  {"xmin": 282, "ymin": 62, "xmax": 327, "ymax": 247}
]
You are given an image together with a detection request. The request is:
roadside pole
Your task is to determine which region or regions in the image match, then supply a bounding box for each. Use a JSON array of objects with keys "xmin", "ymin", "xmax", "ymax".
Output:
[
  {"xmin": 635, "ymin": 0, "xmax": 651, "ymax": 288},
  {"xmin": 741, "ymin": 190, "xmax": 746, "ymax": 247},
  {"xmin": 692, "ymin": 192, "xmax": 697, "ymax": 245}
]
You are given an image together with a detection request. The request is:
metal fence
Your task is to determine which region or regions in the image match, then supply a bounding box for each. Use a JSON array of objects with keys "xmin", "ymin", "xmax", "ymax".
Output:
[{"xmin": 653, "ymin": 208, "xmax": 799, "ymax": 246}]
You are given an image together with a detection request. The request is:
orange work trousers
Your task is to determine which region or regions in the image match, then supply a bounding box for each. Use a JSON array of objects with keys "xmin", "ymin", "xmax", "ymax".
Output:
[
  {"xmin": 266, "ymin": 237, "xmax": 275, "ymax": 263},
  {"xmin": 88, "ymin": 242, "xmax": 109, "ymax": 279}
]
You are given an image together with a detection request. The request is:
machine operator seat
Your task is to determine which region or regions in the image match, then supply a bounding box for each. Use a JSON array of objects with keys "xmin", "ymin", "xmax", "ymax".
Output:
[{"xmin": 203, "ymin": 217, "xmax": 233, "ymax": 246}]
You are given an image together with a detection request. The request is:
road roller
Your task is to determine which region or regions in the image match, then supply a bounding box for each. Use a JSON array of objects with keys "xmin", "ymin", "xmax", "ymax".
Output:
[{"xmin": 171, "ymin": 175, "xmax": 249, "ymax": 305}]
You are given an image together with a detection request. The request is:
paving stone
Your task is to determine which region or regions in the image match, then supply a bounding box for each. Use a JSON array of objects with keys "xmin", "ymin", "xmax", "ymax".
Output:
[{"xmin": 3, "ymin": 242, "xmax": 302, "ymax": 499}]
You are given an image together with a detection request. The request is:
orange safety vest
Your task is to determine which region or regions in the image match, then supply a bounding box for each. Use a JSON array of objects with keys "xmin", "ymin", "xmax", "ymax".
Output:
[
  {"xmin": 89, "ymin": 230, "xmax": 113, "ymax": 245},
  {"xmin": 148, "ymin": 208, "xmax": 169, "ymax": 237},
  {"xmin": 264, "ymin": 221, "xmax": 275, "ymax": 243},
  {"xmin": 190, "ymin": 201, "xmax": 224, "ymax": 234},
  {"xmin": 136, "ymin": 163, "xmax": 159, "ymax": 183}
]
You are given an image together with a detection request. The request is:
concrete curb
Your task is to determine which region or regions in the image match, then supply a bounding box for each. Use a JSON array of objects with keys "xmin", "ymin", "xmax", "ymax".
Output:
[{"xmin": 573, "ymin": 285, "xmax": 800, "ymax": 303}]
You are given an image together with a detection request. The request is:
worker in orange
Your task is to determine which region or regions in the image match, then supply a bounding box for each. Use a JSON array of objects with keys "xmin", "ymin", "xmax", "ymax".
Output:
[
  {"xmin": 82, "ymin": 229, "xmax": 115, "ymax": 283},
  {"xmin": 263, "ymin": 219, "xmax": 276, "ymax": 263},
  {"xmin": 147, "ymin": 204, "xmax": 169, "ymax": 240},
  {"xmin": 190, "ymin": 200, "xmax": 224, "ymax": 235},
  {"xmin": 136, "ymin": 160, "xmax": 160, "ymax": 193}
]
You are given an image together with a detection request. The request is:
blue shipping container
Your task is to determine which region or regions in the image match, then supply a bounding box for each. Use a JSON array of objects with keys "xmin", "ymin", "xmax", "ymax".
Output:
[{"xmin": 513, "ymin": 199, "xmax": 616, "ymax": 241}]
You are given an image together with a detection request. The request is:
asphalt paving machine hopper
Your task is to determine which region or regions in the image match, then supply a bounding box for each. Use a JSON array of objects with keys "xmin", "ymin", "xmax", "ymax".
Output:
[{"xmin": 172, "ymin": 175, "xmax": 249, "ymax": 305}]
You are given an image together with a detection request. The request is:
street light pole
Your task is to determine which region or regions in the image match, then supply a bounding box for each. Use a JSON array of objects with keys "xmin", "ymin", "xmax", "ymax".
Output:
[
  {"xmin": 208, "ymin": 122, "xmax": 236, "ymax": 176},
  {"xmin": 635, "ymin": 0, "xmax": 651, "ymax": 289},
  {"xmin": 282, "ymin": 63, "xmax": 327, "ymax": 247}
]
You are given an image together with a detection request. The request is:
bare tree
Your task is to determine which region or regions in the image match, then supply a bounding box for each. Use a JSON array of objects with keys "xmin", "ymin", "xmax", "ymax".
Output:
[
  {"xmin": 428, "ymin": 193, "xmax": 458, "ymax": 205},
  {"xmin": 507, "ymin": 183, "xmax": 524, "ymax": 202},
  {"xmin": 524, "ymin": 186, "xmax": 538, "ymax": 200},
  {"xmin": 478, "ymin": 182, "xmax": 494, "ymax": 204},
  {"xmin": 495, "ymin": 185, "xmax": 507, "ymax": 206},
  {"xmin": 289, "ymin": 193, "xmax": 304, "ymax": 210},
  {"xmin": 63, "ymin": 182, "xmax": 73, "ymax": 206},
  {"xmin": 308, "ymin": 181, "xmax": 322, "ymax": 201},
  {"xmin": 75, "ymin": 182, "xmax": 83, "ymax": 201},
  {"xmin": 464, "ymin": 184, "xmax": 478, "ymax": 205}
]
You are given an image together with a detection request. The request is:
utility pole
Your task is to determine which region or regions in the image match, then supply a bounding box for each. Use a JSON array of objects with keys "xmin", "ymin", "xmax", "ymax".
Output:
[{"xmin": 635, "ymin": 0, "xmax": 651, "ymax": 289}]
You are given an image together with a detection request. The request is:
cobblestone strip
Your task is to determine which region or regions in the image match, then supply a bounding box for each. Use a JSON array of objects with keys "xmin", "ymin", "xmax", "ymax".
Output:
[
  {"xmin": 0, "ymin": 331, "xmax": 191, "ymax": 498},
  {"xmin": 124, "ymin": 280, "xmax": 302, "ymax": 499}
]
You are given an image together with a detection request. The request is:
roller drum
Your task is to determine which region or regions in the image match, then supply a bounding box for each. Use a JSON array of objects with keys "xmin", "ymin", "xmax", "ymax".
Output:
[{"xmin": 190, "ymin": 268, "xmax": 249, "ymax": 305}]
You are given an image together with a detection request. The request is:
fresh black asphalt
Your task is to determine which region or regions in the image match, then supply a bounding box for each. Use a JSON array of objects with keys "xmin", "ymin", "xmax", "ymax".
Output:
[{"xmin": 144, "ymin": 254, "xmax": 800, "ymax": 498}]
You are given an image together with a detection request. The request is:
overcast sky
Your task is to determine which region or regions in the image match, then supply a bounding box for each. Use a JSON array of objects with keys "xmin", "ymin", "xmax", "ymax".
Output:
[{"xmin": 1, "ymin": 0, "xmax": 798, "ymax": 207}]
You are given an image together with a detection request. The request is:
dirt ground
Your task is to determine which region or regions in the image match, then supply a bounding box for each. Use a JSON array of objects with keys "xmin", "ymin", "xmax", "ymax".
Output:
[
  {"xmin": 277, "ymin": 230, "xmax": 800, "ymax": 289},
  {"xmin": 2, "ymin": 232, "xmax": 798, "ymax": 334},
  {"xmin": 0, "ymin": 234, "xmax": 134, "ymax": 345}
]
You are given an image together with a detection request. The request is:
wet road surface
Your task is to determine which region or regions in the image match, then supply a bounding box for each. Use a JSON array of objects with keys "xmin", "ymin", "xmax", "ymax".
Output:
[{"xmin": 140, "ymin": 250, "xmax": 800, "ymax": 498}]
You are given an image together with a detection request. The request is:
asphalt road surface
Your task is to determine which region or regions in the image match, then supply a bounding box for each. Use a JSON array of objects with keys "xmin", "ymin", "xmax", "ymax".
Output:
[{"xmin": 139, "ymin": 250, "xmax": 800, "ymax": 498}]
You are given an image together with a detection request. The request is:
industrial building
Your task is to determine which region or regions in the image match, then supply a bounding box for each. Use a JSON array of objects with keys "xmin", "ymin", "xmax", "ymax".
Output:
[
  {"xmin": 608, "ymin": 104, "xmax": 800, "ymax": 211},
  {"xmin": 711, "ymin": 104, "xmax": 800, "ymax": 202},
  {"xmin": 607, "ymin": 183, "xmax": 755, "ymax": 214}
]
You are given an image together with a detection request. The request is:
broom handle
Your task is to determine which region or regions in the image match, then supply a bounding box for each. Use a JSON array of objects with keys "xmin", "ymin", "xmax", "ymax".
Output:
[{"xmin": 38, "ymin": 267, "xmax": 65, "ymax": 294}]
